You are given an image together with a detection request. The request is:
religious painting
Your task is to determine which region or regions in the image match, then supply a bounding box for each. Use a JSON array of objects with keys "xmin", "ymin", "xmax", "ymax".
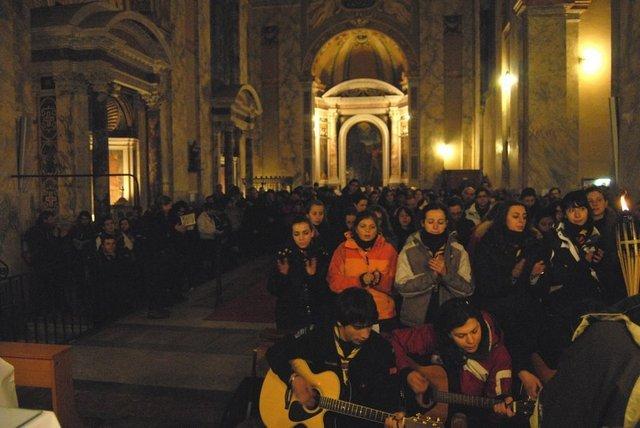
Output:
[{"xmin": 346, "ymin": 122, "xmax": 382, "ymax": 186}]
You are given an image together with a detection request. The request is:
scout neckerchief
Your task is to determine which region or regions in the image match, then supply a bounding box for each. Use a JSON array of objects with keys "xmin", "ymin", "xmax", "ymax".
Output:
[{"xmin": 333, "ymin": 325, "xmax": 361, "ymax": 385}]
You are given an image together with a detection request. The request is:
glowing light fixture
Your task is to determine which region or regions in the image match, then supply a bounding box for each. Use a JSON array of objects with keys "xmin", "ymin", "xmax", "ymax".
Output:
[
  {"xmin": 436, "ymin": 142, "xmax": 454, "ymax": 160},
  {"xmin": 580, "ymin": 47, "xmax": 603, "ymax": 74},
  {"xmin": 499, "ymin": 71, "xmax": 517, "ymax": 92},
  {"xmin": 593, "ymin": 178, "xmax": 611, "ymax": 187}
]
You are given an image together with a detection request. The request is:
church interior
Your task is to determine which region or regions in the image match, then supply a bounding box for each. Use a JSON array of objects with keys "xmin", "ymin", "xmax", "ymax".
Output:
[{"xmin": 0, "ymin": 0, "xmax": 639, "ymax": 427}]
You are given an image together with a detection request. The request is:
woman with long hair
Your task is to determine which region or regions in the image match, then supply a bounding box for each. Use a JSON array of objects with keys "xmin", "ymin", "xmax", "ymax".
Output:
[
  {"xmin": 391, "ymin": 298, "xmax": 515, "ymax": 424},
  {"xmin": 472, "ymin": 200, "xmax": 548, "ymax": 398},
  {"xmin": 267, "ymin": 215, "xmax": 330, "ymax": 331},
  {"xmin": 391, "ymin": 206, "xmax": 417, "ymax": 250},
  {"xmin": 395, "ymin": 203, "xmax": 473, "ymax": 326},
  {"xmin": 327, "ymin": 210, "xmax": 398, "ymax": 330}
]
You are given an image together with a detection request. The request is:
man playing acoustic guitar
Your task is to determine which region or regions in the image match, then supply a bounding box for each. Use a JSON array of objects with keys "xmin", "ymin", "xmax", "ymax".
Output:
[
  {"xmin": 265, "ymin": 288, "xmax": 405, "ymax": 427},
  {"xmin": 391, "ymin": 298, "xmax": 516, "ymax": 426}
]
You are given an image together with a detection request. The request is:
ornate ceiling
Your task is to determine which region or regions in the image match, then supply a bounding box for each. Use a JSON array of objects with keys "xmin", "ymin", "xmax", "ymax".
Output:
[{"xmin": 311, "ymin": 28, "xmax": 409, "ymax": 89}]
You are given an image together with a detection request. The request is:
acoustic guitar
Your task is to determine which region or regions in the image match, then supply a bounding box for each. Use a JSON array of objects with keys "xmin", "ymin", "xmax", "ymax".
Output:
[
  {"xmin": 412, "ymin": 365, "xmax": 535, "ymax": 420},
  {"xmin": 259, "ymin": 363, "xmax": 443, "ymax": 428}
]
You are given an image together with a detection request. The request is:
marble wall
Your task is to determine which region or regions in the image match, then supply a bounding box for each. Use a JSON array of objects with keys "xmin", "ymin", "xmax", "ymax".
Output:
[
  {"xmin": 248, "ymin": 0, "xmax": 479, "ymax": 187},
  {"xmin": 0, "ymin": 0, "xmax": 36, "ymax": 273},
  {"xmin": 615, "ymin": 0, "xmax": 640, "ymax": 197}
]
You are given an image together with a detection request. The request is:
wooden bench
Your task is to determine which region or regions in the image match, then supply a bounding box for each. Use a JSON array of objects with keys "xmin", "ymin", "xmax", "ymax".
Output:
[{"xmin": 0, "ymin": 342, "xmax": 81, "ymax": 428}]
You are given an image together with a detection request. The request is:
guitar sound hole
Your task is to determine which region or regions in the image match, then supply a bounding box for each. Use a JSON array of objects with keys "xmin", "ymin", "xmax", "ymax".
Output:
[{"xmin": 304, "ymin": 388, "xmax": 321, "ymax": 411}]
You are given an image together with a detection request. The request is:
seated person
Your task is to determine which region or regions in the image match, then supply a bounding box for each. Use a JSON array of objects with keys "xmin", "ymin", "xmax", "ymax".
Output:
[
  {"xmin": 534, "ymin": 295, "xmax": 640, "ymax": 427},
  {"xmin": 390, "ymin": 298, "xmax": 515, "ymax": 425},
  {"xmin": 266, "ymin": 288, "xmax": 403, "ymax": 428}
]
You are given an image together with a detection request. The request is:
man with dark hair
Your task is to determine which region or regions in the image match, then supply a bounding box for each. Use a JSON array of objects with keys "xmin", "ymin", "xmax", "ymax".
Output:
[
  {"xmin": 265, "ymin": 288, "xmax": 402, "ymax": 427},
  {"xmin": 465, "ymin": 187, "xmax": 493, "ymax": 225},
  {"xmin": 446, "ymin": 197, "xmax": 475, "ymax": 248}
]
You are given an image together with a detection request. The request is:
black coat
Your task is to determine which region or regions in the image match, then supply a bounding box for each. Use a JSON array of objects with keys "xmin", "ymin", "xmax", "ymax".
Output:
[
  {"xmin": 266, "ymin": 324, "xmax": 400, "ymax": 427},
  {"xmin": 267, "ymin": 241, "xmax": 331, "ymax": 331},
  {"xmin": 472, "ymin": 228, "xmax": 550, "ymax": 373},
  {"xmin": 546, "ymin": 223, "xmax": 605, "ymax": 318}
]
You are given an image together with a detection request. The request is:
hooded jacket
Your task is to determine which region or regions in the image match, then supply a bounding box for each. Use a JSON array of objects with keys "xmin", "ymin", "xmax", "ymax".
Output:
[
  {"xmin": 391, "ymin": 311, "xmax": 512, "ymax": 399},
  {"xmin": 395, "ymin": 231, "xmax": 474, "ymax": 326},
  {"xmin": 327, "ymin": 233, "xmax": 398, "ymax": 320}
]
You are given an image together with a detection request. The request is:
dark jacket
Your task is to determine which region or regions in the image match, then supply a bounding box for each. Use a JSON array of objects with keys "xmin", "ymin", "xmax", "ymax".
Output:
[
  {"xmin": 546, "ymin": 222, "xmax": 605, "ymax": 318},
  {"xmin": 266, "ymin": 324, "xmax": 400, "ymax": 427},
  {"xmin": 472, "ymin": 227, "xmax": 550, "ymax": 373},
  {"xmin": 538, "ymin": 295, "xmax": 640, "ymax": 427},
  {"xmin": 267, "ymin": 241, "xmax": 330, "ymax": 331}
]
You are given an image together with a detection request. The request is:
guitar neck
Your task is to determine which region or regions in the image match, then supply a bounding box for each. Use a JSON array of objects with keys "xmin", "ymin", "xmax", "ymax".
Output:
[
  {"xmin": 318, "ymin": 396, "xmax": 393, "ymax": 424},
  {"xmin": 433, "ymin": 390, "xmax": 499, "ymax": 410}
]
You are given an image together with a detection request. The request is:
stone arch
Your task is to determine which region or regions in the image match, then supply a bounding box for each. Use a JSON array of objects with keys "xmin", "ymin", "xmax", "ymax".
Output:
[
  {"xmin": 67, "ymin": 5, "xmax": 172, "ymax": 67},
  {"xmin": 302, "ymin": 21, "xmax": 417, "ymax": 81},
  {"xmin": 323, "ymin": 78, "xmax": 404, "ymax": 98},
  {"xmin": 338, "ymin": 114, "xmax": 390, "ymax": 187}
]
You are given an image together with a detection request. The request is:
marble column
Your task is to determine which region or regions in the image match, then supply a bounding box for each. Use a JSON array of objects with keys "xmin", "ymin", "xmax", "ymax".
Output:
[
  {"xmin": 246, "ymin": 136, "xmax": 254, "ymax": 188},
  {"xmin": 54, "ymin": 73, "xmax": 91, "ymax": 220},
  {"xmin": 327, "ymin": 108, "xmax": 339, "ymax": 186},
  {"xmin": 418, "ymin": 0, "xmax": 445, "ymax": 186},
  {"xmin": 143, "ymin": 92, "xmax": 163, "ymax": 202},
  {"xmin": 159, "ymin": 71, "xmax": 173, "ymax": 196},
  {"xmin": 223, "ymin": 126, "xmax": 236, "ymax": 192},
  {"xmin": 238, "ymin": 130, "xmax": 247, "ymax": 193},
  {"xmin": 389, "ymin": 107, "xmax": 402, "ymax": 184},
  {"xmin": 134, "ymin": 95, "xmax": 148, "ymax": 208},
  {"xmin": 90, "ymin": 84, "xmax": 110, "ymax": 220},
  {"xmin": 517, "ymin": 1, "xmax": 579, "ymax": 191}
]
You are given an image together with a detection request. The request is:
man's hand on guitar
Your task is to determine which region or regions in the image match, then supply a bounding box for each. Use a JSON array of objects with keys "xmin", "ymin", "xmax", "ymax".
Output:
[
  {"xmin": 384, "ymin": 412, "xmax": 405, "ymax": 428},
  {"xmin": 518, "ymin": 370, "xmax": 542, "ymax": 399},
  {"xmin": 407, "ymin": 370, "xmax": 429, "ymax": 394},
  {"xmin": 493, "ymin": 396, "xmax": 515, "ymax": 418},
  {"xmin": 290, "ymin": 374, "xmax": 317, "ymax": 408}
]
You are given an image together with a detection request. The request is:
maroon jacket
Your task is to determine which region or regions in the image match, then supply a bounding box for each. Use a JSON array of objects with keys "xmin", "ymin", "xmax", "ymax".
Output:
[{"xmin": 390, "ymin": 311, "xmax": 512, "ymax": 399}]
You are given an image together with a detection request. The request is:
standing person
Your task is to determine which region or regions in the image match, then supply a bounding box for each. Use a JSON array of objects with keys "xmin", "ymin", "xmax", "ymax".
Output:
[
  {"xmin": 395, "ymin": 203, "xmax": 473, "ymax": 326},
  {"xmin": 118, "ymin": 217, "xmax": 135, "ymax": 252},
  {"xmin": 306, "ymin": 200, "xmax": 333, "ymax": 251},
  {"xmin": 141, "ymin": 195, "xmax": 181, "ymax": 319},
  {"xmin": 267, "ymin": 216, "xmax": 330, "ymax": 331},
  {"xmin": 265, "ymin": 288, "xmax": 403, "ymax": 428},
  {"xmin": 391, "ymin": 298, "xmax": 515, "ymax": 425},
  {"xmin": 327, "ymin": 210, "xmax": 398, "ymax": 330},
  {"xmin": 472, "ymin": 201, "xmax": 548, "ymax": 397},
  {"xmin": 391, "ymin": 206, "xmax": 417, "ymax": 251},
  {"xmin": 69, "ymin": 211, "xmax": 95, "ymax": 256},
  {"xmin": 547, "ymin": 190, "xmax": 606, "ymax": 321},
  {"xmin": 446, "ymin": 197, "xmax": 475, "ymax": 248},
  {"xmin": 465, "ymin": 187, "xmax": 493, "ymax": 226},
  {"xmin": 586, "ymin": 186, "xmax": 626, "ymax": 304}
]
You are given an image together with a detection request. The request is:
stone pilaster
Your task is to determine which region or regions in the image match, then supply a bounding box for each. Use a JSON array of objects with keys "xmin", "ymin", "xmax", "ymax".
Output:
[
  {"xmin": 223, "ymin": 125, "xmax": 236, "ymax": 192},
  {"xmin": 54, "ymin": 73, "xmax": 90, "ymax": 220},
  {"xmin": 327, "ymin": 108, "xmax": 339, "ymax": 186},
  {"xmin": 90, "ymin": 82, "xmax": 110, "ymax": 220},
  {"xmin": 143, "ymin": 91, "xmax": 164, "ymax": 202},
  {"xmin": 246, "ymin": 136, "xmax": 254, "ymax": 188},
  {"xmin": 389, "ymin": 107, "xmax": 402, "ymax": 184},
  {"xmin": 517, "ymin": 2, "xmax": 579, "ymax": 191}
]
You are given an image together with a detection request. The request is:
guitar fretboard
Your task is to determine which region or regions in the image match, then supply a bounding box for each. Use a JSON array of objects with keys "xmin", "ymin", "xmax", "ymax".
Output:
[
  {"xmin": 433, "ymin": 390, "xmax": 499, "ymax": 410},
  {"xmin": 318, "ymin": 396, "xmax": 392, "ymax": 423}
]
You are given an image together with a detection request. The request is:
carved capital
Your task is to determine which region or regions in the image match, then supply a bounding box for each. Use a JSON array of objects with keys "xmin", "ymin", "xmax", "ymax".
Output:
[{"xmin": 142, "ymin": 91, "xmax": 164, "ymax": 109}]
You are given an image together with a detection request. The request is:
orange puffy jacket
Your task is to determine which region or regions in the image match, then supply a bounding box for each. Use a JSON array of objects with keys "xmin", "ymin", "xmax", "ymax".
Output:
[{"xmin": 327, "ymin": 233, "xmax": 398, "ymax": 320}]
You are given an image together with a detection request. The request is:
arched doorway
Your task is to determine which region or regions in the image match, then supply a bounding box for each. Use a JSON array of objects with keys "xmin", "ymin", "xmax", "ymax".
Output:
[
  {"xmin": 346, "ymin": 122, "xmax": 382, "ymax": 185},
  {"xmin": 308, "ymin": 29, "xmax": 412, "ymax": 187}
]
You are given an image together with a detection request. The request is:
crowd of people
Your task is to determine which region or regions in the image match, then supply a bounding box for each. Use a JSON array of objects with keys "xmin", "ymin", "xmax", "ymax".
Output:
[{"xmin": 263, "ymin": 179, "xmax": 639, "ymax": 427}]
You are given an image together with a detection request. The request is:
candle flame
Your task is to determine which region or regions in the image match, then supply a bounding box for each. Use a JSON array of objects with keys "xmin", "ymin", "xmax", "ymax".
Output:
[{"xmin": 621, "ymin": 195, "xmax": 630, "ymax": 211}]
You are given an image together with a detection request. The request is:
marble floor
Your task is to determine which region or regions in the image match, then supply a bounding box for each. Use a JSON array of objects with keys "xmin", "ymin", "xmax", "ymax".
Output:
[{"xmin": 40, "ymin": 256, "xmax": 273, "ymax": 427}]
